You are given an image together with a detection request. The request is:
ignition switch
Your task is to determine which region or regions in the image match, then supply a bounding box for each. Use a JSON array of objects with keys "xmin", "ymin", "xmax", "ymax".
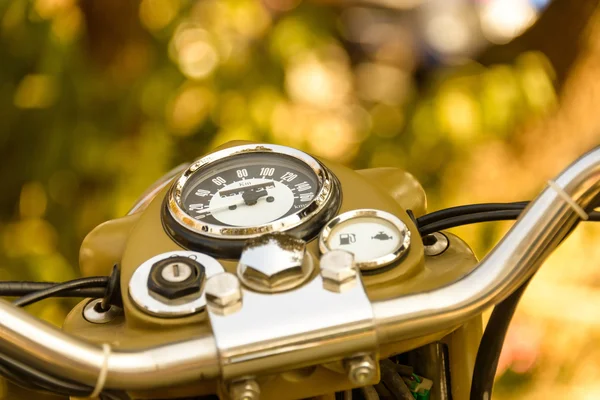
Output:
[
  {"xmin": 129, "ymin": 251, "xmax": 224, "ymax": 317},
  {"xmin": 148, "ymin": 256, "xmax": 206, "ymax": 301}
]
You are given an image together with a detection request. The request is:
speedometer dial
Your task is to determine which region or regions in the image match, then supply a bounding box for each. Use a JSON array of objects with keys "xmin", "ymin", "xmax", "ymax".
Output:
[
  {"xmin": 163, "ymin": 144, "xmax": 341, "ymax": 257},
  {"xmin": 181, "ymin": 154, "xmax": 318, "ymax": 227}
]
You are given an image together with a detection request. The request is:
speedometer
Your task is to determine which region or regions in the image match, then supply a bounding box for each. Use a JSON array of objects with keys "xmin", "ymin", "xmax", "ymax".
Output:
[
  {"xmin": 163, "ymin": 144, "xmax": 341, "ymax": 256},
  {"xmin": 181, "ymin": 154, "xmax": 318, "ymax": 227}
]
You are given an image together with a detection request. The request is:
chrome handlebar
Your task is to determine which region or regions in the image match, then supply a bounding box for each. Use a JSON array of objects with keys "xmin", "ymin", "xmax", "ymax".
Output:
[
  {"xmin": 0, "ymin": 301, "xmax": 220, "ymax": 388},
  {"xmin": 0, "ymin": 147, "xmax": 598, "ymax": 390},
  {"xmin": 374, "ymin": 146, "xmax": 600, "ymax": 343}
]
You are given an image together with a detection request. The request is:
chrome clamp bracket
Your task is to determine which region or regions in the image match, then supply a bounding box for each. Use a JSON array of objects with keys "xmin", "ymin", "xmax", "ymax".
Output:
[{"xmin": 206, "ymin": 266, "xmax": 377, "ymax": 380}]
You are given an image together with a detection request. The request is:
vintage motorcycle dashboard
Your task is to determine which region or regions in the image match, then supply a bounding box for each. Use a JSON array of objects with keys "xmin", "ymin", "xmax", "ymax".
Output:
[{"xmin": 69, "ymin": 141, "xmax": 482, "ymax": 400}]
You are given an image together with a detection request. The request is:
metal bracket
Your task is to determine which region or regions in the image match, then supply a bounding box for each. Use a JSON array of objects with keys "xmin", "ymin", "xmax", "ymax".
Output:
[{"xmin": 207, "ymin": 272, "xmax": 377, "ymax": 380}]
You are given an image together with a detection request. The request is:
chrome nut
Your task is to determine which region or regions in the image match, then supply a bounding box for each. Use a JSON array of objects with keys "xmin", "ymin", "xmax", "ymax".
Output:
[
  {"xmin": 205, "ymin": 273, "xmax": 242, "ymax": 315},
  {"xmin": 320, "ymin": 250, "xmax": 357, "ymax": 283},
  {"xmin": 238, "ymin": 233, "xmax": 311, "ymax": 292},
  {"xmin": 345, "ymin": 354, "xmax": 377, "ymax": 386},
  {"xmin": 229, "ymin": 378, "xmax": 260, "ymax": 400}
]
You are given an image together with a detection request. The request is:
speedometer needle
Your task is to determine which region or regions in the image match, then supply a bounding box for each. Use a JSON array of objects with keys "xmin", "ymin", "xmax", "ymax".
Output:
[
  {"xmin": 194, "ymin": 200, "xmax": 246, "ymax": 215},
  {"xmin": 219, "ymin": 182, "xmax": 275, "ymax": 197},
  {"xmin": 194, "ymin": 196, "xmax": 272, "ymax": 215}
]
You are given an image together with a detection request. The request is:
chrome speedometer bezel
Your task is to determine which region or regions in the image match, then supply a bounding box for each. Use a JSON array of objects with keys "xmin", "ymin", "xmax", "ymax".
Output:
[{"xmin": 164, "ymin": 144, "xmax": 340, "ymax": 245}]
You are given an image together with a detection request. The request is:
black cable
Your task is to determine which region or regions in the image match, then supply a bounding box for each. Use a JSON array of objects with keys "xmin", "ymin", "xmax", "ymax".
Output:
[
  {"xmin": 102, "ymin": 265, "xmax": 123, "ymax": 310},
  {"xmin": 0, "ymin": 269, "xmax": 122, "ymax": 309},
  {"xmin": 379, "ymin": 360, "xmax": 414, "ymax": 400},
  {"xmin": 0, "ymin": 351, "xmax": 91, "ymax": 396},
  {"xmin": 0, "ymin": 362, "xmax": 33, "ymax": 389},
  {"xmin": 469, "ymin": 279, "xmax": 531, "ymax": 400},
  {"xmin": 418, "ymin": 208, "xmax": 600, "ymax": 236},
  {"xmin": 418, "ymin": 210, "xmax": 522, "ymax": 236},
  {"xmin": 0, "ymin": 281, "xmax": 106, "ymax": 298},
  {"xmin": 12, "ymin": 276, "xmax": 109, "ymax": 307},
  {"xmin": 0, "ymin": 349, "xmax": 128, "ymax": 399},
  {"xmin": 417, "ymin": 202, "xmax": 529, "ymax": 226}
]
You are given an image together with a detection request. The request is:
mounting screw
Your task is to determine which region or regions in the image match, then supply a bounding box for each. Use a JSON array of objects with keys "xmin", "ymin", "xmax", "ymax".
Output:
[
  {"xmin": 147, "ymin": 256, "xmax": 205, "ymax": 301},
  {"xmin": 237, "ymin": 233, "xmax": 312, "ymax": 292},
  {"xmin": 205, "ymin": 272, "xmax": 243, "ymax": 316},
  {"xmin": 422, "ymin": 232, "xmax": 449, "ymax": 256},
  {"xmin": 320, "ymin": 250, "xmax": 357, "ymax": 293},
  {"xmin": 83, "ymin": 298, "xmax": 123, "ymax": 324},
  {"xmin": 228, "ymin": 378, "xmax": 260, "ymax": 400},
  {"xmin": 345, "ymin": 354, "xmax": 377, "ymax": 386}
]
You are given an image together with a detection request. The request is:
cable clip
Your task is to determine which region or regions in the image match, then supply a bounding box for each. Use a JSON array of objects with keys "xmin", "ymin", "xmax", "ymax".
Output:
[
  {"xmin": 88, "ymin": 343, "xmax": 111, "ymax": 398},
  {"xmin": 547, "ymin": 180, "xmax": 589, "ymax": 220}
]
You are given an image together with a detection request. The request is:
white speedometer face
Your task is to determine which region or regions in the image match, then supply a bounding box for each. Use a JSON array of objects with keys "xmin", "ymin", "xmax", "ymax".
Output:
[{"xmin": 180, "ymin": 153, "xmax": 319, "ymax": 228}]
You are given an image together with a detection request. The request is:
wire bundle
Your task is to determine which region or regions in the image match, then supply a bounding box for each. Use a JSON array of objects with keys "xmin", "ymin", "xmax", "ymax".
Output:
[
  {"xmin": 416, "ymin": 201, "xmax": 600, "ymax": 236},
  {"xmin": 9, "ymin": 276, "xmax": 110, "ymax": 307}
]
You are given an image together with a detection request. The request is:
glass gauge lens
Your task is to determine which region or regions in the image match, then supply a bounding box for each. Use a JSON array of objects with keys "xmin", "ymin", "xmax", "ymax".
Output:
[
  {"xmin": 319, "ymin": 209, "xmax": 411, "ymax": 271},
  {"xmin": 180, "ymin": 153, "xmax": 319, "ymax": 227},
  {"xmin": 327, "ymin": 217, "xmax": 402, "ymax": 263}
]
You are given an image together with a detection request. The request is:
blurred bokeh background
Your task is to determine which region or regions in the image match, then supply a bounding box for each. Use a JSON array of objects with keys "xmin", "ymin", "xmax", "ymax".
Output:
[{"xmin": 2, "ymin": 0, "xmax": 600, "ymax": 398}]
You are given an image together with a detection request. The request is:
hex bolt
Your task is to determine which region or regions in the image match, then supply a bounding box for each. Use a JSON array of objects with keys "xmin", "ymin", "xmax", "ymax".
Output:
[
  {"xmin": 345, "ymin": 354, "xmax": 377, "ymax": 386},
  {"xmin": 228, "ymin": 378, "xmax": 260, "ymax": 400},
  {"xmin": 320, "ymin": 250, "xmax": 357, "ymax": 292},
  {"xmin": 238, "ymin": 233, "xmax": 311, "ymax": 292},
  {"xmin": 205, "ymin": 272, "xmax": 243, "ymax": 315}
]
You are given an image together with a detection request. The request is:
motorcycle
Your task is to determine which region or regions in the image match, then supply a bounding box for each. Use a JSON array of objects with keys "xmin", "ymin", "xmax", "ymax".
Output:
[{"xmin": 0, "ymin": 141, "xmax": 599, "ymax": 400}]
